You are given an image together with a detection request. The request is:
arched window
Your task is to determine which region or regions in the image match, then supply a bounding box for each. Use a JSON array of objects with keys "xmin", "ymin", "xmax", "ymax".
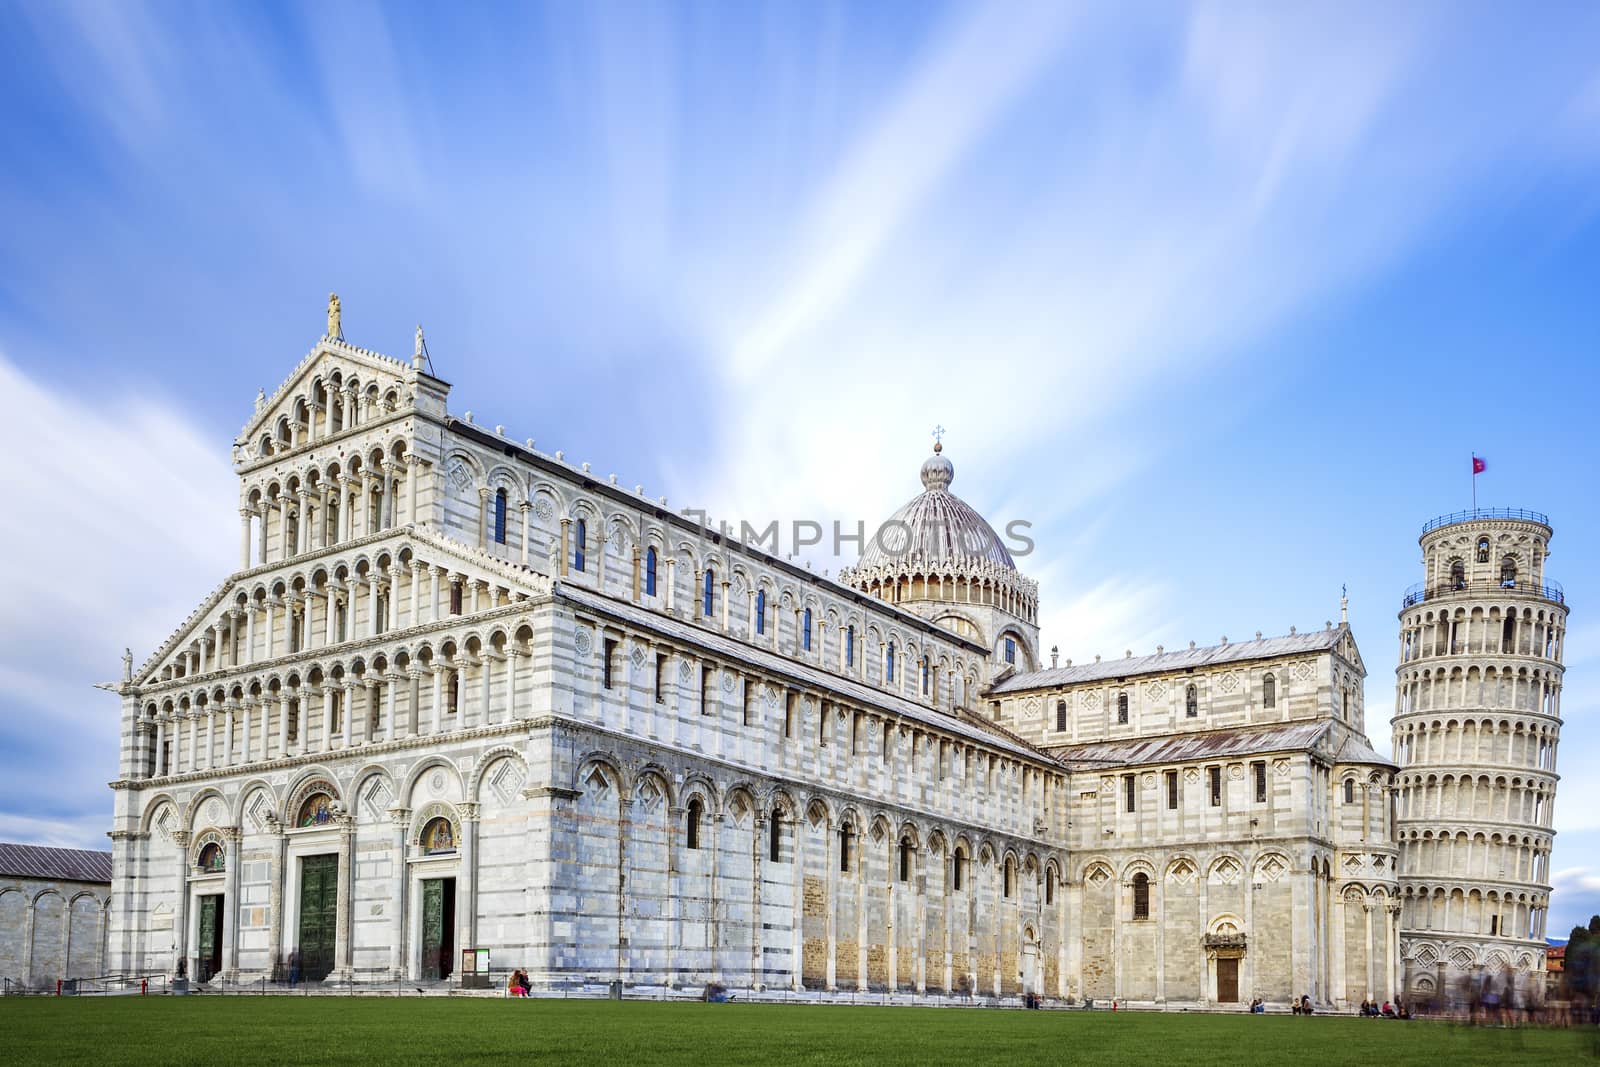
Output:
[
  {"xmin": 573, "ymin": 518, "xmax": 587, "ymax": 572},
  {"xmin": 769, "ymin": 809, "xmax": 784, "ymax": 862},
  {"xmin": 755, "ymin": 589, "xmax": 766, "ymax": 635},
  {"xmin": 1004, "ymin": 637, "xmax": 1016, "ymax": 664},
  {"xmin": 1263, "ymin": 674, "xmax": 1276, "ymax": 708},
  {"xmin": 1056, "ymin": 700, "xmax": 1067, "ymax": 732},
  {"xmin": 846, "ymin": 626, "xmax": 855, "ymax": 667},
  {"xmin": 1501, "ymin": 556, "xmax": 1517, "ymax": 588},
  {"xmin": 703, "ymin": 568, "xmax": 716, "ymax": 617},
  {"xmin": 899, "ymin": 837, "xmax": 914, "ymax": 882},
  {"xmin": 1343, "ymin": 778, "xmax": 1355, "ymax": 804},
  {"xmin": 1450, "ymin": 560, "xmax": 1466, "ymax": 590},
  {"xmin": 803, "ymin": 608, "xmax": 813, "ymax": 652},
  {"xmin": 1045, "ymin": 870, "xmax": 1055, "ymax": 906},
  {"xmin": 953, "ymin": 848, "xmax": 967, "ymax": 891},
  {"xmin": 686, "ymin": 798, "xmax": 702, "ymax": 850},
  {"xmin": 494, "ymin": 488, "xmax": 507, "ymax": 544},
  {"xmin": 1342, "ymin": 686, "xmax": 1350, "ymax": 720},
  {"xmin": 645, "ymin": 547, "xmax": 658, "ymax": 597},
  {"xmin": 421, "ymin": 816, "xmax": 455, "ymax": 853},
  {"xmin": 1132, "ymin": 872, "xmax": 1150, "ymax": 920},
  {"xmin": 1003, "ymin": 857, "xmax": 1015, "ymax": 898},
  {"xmin": 1186, "ymin": 684, "xmax": 1198, "ymax": 717},
  {"xmin": 838, "ymin": 824, "xmax": 853, "ymax": 873},
  {"xmin": 448, "ymin": 670, "xmax": 460, "ymax": 715},
  {"xmin": 1477, "ymin": 538, "xmax": 1491, "ymax": 563},
  {"xmin": 1117, "ymin": 691, "xmax": 1129, "ymax": 724},
  {"xmin": 297, "ymin": 792, "xmax": 335, "ymax": 827},
  {"xmin": 921, "ymin": 657, "xmax": 931, "ymax": 696},
  {"xmin": 197, "ymin": 842, "xmax": 224, "ymax": 872},
  {"xmin": 886, "ymin": 641, "xmax": 896, "ymax": 682}
]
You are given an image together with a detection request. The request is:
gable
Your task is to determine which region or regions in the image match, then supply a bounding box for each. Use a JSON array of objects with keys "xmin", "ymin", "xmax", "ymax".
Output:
[{"xmin": 235, "ymin": 339, "xmax": 436, "ymax": 468}]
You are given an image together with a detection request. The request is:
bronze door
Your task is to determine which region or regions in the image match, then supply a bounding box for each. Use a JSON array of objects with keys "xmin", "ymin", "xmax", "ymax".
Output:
[
  {"xmin": 1216, "ymin": 957, "xmax": 1239, "ymax": 1003},
  {"xmin": 297, "ymin": 854, "xmax": 338, "ymax": 982},
  {"xmin": 421, "ymin": 878, "xmax": 456, "ymax": 981}
]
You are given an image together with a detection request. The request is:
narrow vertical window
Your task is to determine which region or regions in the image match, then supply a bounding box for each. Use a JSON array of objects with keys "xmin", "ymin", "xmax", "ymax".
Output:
[
  {"xmin": 886, "ymin": 641, "xmax": 895, "ymax": 682},
  {"xmin": 803, "ymin": 608, "xmax": 812, "ymax": 652},
  {"xmin": 1004, "ymin": 637, "xmax": 1016, "ymax": 664},
  {"xmin": 1045, "ymin": 871, "xmax": 1055, "ymax": 905},
  {"xmin": 494, "ymin": 488, "xmax": 507, "ymax": 544},
  {"xmin": 1477, "ymin": 538, "xmax": 1490, "ymax": 563},
  {"xmin": 899, "ymin": 837, "xmax": 913, "ymax": 882},
  {"xmin": 742, "ymin": 677, "xmax": 754, "ymax": 726},
  {"xmin": 602, "ymin": 638, "xmax": 617, "ymax": 690},
  {"xmin": 1165, "ymin": 770, "xmax": 1178, "ymax": 810},
  {"xmin": 450, "ymin": 581, "xmax": 462, "ymax": 616},
  {"xmin": 839, "ymin": 824, "xmax": 853, "ymax": 873},
  {"xmin": 703, "ymin": 568, "xmax": 715, "ymax": 617},
  {"xmin": 1003, "ymin": 858, "xmax": 1015, "ymax": 898},
  {"xmin": 447, "ymin": 671, "xmax": 460, "ymax": 715},
  {"xmin": 1343, "ymin": 778, "xmax": 1355, "ymax": 804},
  {"xmin": 1263, "ymin": 674, "xmax": 1276, "ymax": 708},
  {"xmin": 953, "ymin": 849, "xmax": 966, "ymax": 891},
  {"xmin": 1132, "ymin": 873, "xmax": 1150, "ymax": 920},
  {"xmin": 1208, "ymin": 765, "xmax": 1222, "ymax": 806},
  {"xmin": 846, "ymin": 626, "xmax": 855, "ymax": 667},
  {"xmin": 1186, "ymin": 684, "xmax": 1198, "ymax": 717},
  {"xmin": 1056, "ymin": 700, "xmax": 1067, "ymax": 732},
  {"xmin": 755, "ymin": 589, "xmax": 766, "ymax": 635},
  {"xmin": 1123, "ymin": 773, "xmax": 1136, "ymax": 813},
  {"xmin": 769, "ymin": 810, "xmax": 783, "ymax": 863},
  {"xmin": 1117, "ymin": 691, "xmax": 1129, "ymax": 724},
  {"xmin": 645, "ymin": 547, "xmax": 658, "ymax": 597},
  {"xmin": 700, "ymin": 665, "xmax": 714, "ymax": 716},
  {"xmin": 686, "ymin": 798, "xmax": 702, "ymax": 850},
  {"xmin": 784, "ymin": 691, "xmax": 796, "ymax": 738},
  {"xmin": 654, "ymin": 653, "xmax": 667, "ymax": 704},
  {"xmin": 1501, "ymin": 556, "xmax": 1517, "ymax": 588},
  {"xmin": 573, "ymin": 518, "xmax": 587, "ymax": 572},
  {"xmin": 921, "ymin": 657, "xmax": 931, "ymax": 696},
  {"xmin": 1253, "ymin": 760, "xmax": 1267, "ymax": 803}
]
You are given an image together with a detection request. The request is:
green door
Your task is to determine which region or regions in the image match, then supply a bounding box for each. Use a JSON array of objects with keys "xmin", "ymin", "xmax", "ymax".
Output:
[
  {"xmin": 298, "ymin": 854, "xmax": 338, "ymax": 982},
  {"xmin": 198, "ymin": 895, "xmax": 223, "ymax": 981},
  {"xmin": 421, "ymin": 878, "xmax": 456, "ymax": 981}
]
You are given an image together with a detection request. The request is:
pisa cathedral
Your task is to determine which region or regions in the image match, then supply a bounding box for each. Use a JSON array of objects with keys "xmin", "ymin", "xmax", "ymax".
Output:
[{"xmin": 103, "ymin": 305, "xmax": 1564, "ymax": 1008}]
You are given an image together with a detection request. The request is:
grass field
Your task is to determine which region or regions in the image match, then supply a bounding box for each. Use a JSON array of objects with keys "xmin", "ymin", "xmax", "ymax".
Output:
[{"xmin": 6, "ymin": 997, "xmax": 1597, "ymax": 1066}]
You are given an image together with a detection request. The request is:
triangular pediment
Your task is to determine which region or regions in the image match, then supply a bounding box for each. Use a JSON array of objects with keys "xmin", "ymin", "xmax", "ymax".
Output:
[{"xmin": 235, "ymin": 338, "xmax": 434, "ymax": 467}]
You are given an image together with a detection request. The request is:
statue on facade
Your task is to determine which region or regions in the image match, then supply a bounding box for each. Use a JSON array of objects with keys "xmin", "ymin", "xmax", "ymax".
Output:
[{"xmin": 327, "ymin": 292, "xmax": 342, "ymax": 339}]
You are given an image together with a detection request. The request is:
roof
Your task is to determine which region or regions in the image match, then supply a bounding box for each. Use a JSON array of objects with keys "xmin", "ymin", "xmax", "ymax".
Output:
[
  {"xmin": 857, "ymin": 448, "xmax": 1015, "ymax": 571},
  {"xmin": 1049, "ymin": 720, "xmax": 1332, "ymax": 768},
  {"xmin": 994, "ymin": 626, "xmax": 1348, "ymax": 693},
  {"xmin": 0, "ymin": 842, "xmax": 113, "ymax": 884},
  {"xmin": 556, "ymin": 583, "xmax": 1047, "ymax": 762}
]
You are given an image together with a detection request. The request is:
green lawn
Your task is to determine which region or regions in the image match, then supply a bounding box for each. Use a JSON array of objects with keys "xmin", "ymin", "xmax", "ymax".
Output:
[{"xmin": 6, "ymin": 997, "xmax": 1596, "ymax": 1066}]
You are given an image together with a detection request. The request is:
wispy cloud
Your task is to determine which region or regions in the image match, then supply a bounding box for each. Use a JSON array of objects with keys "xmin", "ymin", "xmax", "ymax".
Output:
[{"xmin": 0, "ymin": 353, "xmax": 235, "ymax": 845}]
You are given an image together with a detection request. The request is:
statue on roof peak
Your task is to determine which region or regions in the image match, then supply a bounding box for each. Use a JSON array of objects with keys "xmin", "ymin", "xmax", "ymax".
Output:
[{"xmin": 327, "ymin": 292, "xmax": 342, "ymax": 340}]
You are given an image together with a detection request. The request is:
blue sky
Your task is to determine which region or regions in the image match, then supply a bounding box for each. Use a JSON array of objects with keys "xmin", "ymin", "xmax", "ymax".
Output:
[{"xmin": 1, "ymin": 1, "xmax": 1597, "ymax": 933}]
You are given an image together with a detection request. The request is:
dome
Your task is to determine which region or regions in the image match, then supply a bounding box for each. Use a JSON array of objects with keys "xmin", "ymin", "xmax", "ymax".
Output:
[{"xmin": 857, "ymin": 443, "xmax": 1015, "ymax": 570}]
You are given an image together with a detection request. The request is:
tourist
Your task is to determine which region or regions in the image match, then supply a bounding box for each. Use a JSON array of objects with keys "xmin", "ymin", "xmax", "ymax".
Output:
[
  {"xmin": 1299, "ymin": 995, "xmax": 1313, "ymax": 1015},
  {"xmin": 288, "ymin": 949, "xmax": 300, "ymax": 987},
  {"xmin": 1249, "ymin": 997, "xmax": 1264, "ymax": 1014}
]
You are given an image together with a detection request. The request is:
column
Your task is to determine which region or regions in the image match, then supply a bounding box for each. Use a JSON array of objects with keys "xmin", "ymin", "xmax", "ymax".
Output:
[
  {"xmin": 239, "ymin": 508, "xmax": 253, "ymax": 570},
  {"xmin": 429, "ymin": 568, "xmax": 442, "ymax": 623},
  {"xmin": 477, "ymin": 487, "xmax": 490, "ymax": 550},
  {"xmin": 334, "ymin": 817, "xmax": 355, "ymax": 979},
  {"xmin": 173, "ymin": 831, "xmax": 191, "ymax": 980},
  {"xmin": 384, "ymin": 674, "xmax": 399, "ymax": 742},
  {"xmin": 241, "ymin": 699, "xmax": 255, "ymax": 763},
  {"xmin": 223, "ymin": 828, "xmax": 242, "ymax": 979},
  {"xmin": 256, "ymin": 502, "xmax": 269, "ymax": 565},
  {"xmin": 825, "ymin": 818, "xmax": 838, "ymax": 991},
  {"xmin": 244, "ymin": 605, "xmax": 256, "ymax": 666},
  {"xmin": 431, "ymin": 667, "xmax": 445, "ymax": 734},
  {"xmin": 506, "ymin": 648, "xmax": 521, "ymax": 720},
  {"xmin": 412, "ymin": 561, "xmax": 426, "ymax": 624},
  {"xmin": 340, "ymin": 477, "xmax": 354, "ymax": 543},
  {"xmin": 458, "ymin": 803, "xmax": 479, "ymax": 962},
  {"xmin": 202, "ymin": 709, "xmax": 214, "ymax": 770},
  {"xmin": 264, "ymin": 598, "xmax": 278, "ymax": 659},
  {"xmin": 1363, "ymin": 903, "xmax": 1374, "ymax": 1002},
  {"xmin": 791, "ymin": 811, "xmax": 805, "ymax": 992},
  {"xmin": 325, "ymin": 585, "xmax": 340, "ymax": 646},
  {"xmin": 276, "ymin": 695, "xmax": 289, "ymax": 758},
  {"xmin": 266, "ymin": 828, "xmax": 288, "ymax": 980},
  {"xmin": 222, "ymin": 702, "xmax": 236, "ymax": 767},
  {"xmin": 405, "ymin": 455, "xmax": 420, "ymax": 526},
  {"xmin": 385, "ymin": 579, "xmax": 398, "ymax": 633},
  {"xmin": 341, "ymin": 683, "xmax": 355, "ymax": 748},
  {"xmin": 155, "ymin": 717, "xmax": 168, "ymax": 776},
  {"xmin": 389, "ymin": 809, "xmax": 410, "ymax": 977},
  {"xmin": 298, "ymin": 491, "xmax": 312, "ymax": 554},
  {"xmin": 519, "ymin": 501, "xmax": 532, "ymax": 566},
  {"xmin": 751, "ymin": 813, "xmax": 764, "ymax": 988},
  {"xmin": 559, "ymin": 519, "xmax": 570, "ymax": 577},
  {"xmin": 665, "ymin": 558, "xmax": 677, "ymax": 615}
]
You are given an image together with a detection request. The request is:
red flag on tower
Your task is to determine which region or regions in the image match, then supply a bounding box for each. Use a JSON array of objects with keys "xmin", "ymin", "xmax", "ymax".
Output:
[{"xmin": 1472, "ymin": 456, "xmax": 1487, "ymax": 475}]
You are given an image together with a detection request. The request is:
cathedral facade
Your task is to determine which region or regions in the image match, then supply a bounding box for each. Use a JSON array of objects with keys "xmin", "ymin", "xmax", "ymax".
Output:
[{"xmin": 102, "ymin": 310, "xmax": 1557, "ymax": 1007}]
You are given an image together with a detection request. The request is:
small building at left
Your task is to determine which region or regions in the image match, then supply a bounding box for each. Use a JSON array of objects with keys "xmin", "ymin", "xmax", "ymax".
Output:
[{"xmin": 0, "ymin": 842, "xmax": 113, "ymax": 991}]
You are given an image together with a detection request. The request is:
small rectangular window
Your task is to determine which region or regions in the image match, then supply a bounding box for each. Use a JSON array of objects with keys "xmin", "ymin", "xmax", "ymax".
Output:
[
  {"xmin": 1123, "ymin": 773, "xmax": 1136, "ymax": 813},
  {"xmin": 742, "ymin": 677, "xmax": 755, "ymax": 726},
  {"xmin": 1209, "ymin": 766, "xmax": 1222, "ymax": 807},
  {"xmin": 1165, "ymin": 770, "xmax": 1178, "ymax": 810},
  {"xmin": 701, "ymin": 666, "xmax": 714, "ymax": 716},
  {"xmin": 1056, "ymin": 700, "xmax": 1067, "ymax": 732},
  {"xmin": 655, "ymin": 653, "xmax": 667, "ymax": 704},
  {"xmin": 784, "ymin": 691, "xmax": 796, "ymax": 739},
  {"xmin": 1253, "ymin": 761, "xmax": 1267, "ymax": 803},
  {"xmin": 602, "ymin": 639, "xmax": 617, "ymax": 690}
]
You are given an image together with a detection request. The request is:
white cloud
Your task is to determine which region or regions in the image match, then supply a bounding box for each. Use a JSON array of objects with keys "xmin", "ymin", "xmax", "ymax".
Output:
[{"xmin": 0, "ymin": 353, "xmax": 235, "ymax": 846}]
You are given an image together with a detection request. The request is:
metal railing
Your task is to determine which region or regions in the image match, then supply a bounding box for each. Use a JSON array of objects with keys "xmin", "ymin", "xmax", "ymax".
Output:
[
  {"xmin": 1421, "ymin": 508, "xmax": 1550, "ymax": 535},
  {"xmin": 1401, "ymin": 577, "xmax": 1565, "ymax": 609}
]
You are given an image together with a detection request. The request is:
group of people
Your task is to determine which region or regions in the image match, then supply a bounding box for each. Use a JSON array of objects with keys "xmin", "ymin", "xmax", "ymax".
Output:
[
  {"xmin": 506, "ymin": 969, "xmax": 531, "ymax": 997},
  {"xmin": 1359, "ymin": 998, "xmax": 1408, "ymax": 1018}
]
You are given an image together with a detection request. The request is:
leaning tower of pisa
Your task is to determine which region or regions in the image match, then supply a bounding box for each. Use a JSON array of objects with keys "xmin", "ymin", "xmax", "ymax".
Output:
[{"xmin": 1392, "ymin": 508, "xmax": 1567, "ymax": 1006}]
